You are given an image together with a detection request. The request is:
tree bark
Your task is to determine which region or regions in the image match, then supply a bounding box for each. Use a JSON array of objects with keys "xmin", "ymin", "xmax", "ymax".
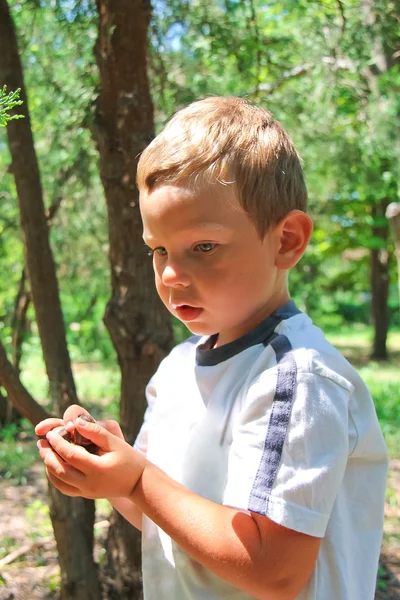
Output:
[
  {"xmin": 92, "ymin": 0, "xmax": 173, "ymax": 596},
  {"xmin": 0, "ymin": 339, "xmax": 48, "ymax": 425},
  {"xmin": 0, "ymin": 267, "xmax": 31, "ymax": 426},
  {"xmin": 0, "ymin": 1, "xmax": 100, "ymax": 598},
  {"xmin": 386, "ymin": 203, "xmax": 400, "ymax": 302},
  {"xmin": 370, "ymin": 200, "xmax": 390, "ymax": 360},
  {"xmin": 11, "ymin": 268, "xmax": 30, "ymax": 374}
]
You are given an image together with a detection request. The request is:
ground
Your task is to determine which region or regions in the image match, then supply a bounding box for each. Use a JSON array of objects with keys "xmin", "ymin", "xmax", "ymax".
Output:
[{"xmin": 0, "ymin": 447, "xmax": 399, "ymax": 599}]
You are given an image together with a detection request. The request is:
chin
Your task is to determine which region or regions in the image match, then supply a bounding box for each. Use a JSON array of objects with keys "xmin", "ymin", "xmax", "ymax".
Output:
[{"xmin": 183, "ymin": 321, "xmax": 216, "ymax": 337}]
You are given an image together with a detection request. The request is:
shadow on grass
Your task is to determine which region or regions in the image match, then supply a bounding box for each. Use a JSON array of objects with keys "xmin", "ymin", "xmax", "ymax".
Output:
[{"xmin": 376, "ymin": 552, "xmax": 400, "ymax": 599}]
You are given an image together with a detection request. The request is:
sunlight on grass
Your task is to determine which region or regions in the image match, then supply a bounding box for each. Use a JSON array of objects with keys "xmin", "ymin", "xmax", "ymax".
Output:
[
  {"xmin": 326, "ymin": 325, "xmax": 400, "ymax": 351},
  {"xmin": 20, "ymin": 354, "xmax": 120, "ymax": 419}
]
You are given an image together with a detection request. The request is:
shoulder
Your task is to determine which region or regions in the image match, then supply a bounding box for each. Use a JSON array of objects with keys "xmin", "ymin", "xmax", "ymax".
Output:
[{"xmin": 270, "ymin": 313, "xmax": 358, "ymax": 392}]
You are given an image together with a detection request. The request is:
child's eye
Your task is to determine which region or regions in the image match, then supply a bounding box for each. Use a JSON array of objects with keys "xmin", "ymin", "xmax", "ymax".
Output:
[
  {"xmin": 145, "ymin": 246, "xmax": 167, "ymax": 257},
  {"xmin": 194, "ymin": 242, "xmax": 216, "ymax": 253}
]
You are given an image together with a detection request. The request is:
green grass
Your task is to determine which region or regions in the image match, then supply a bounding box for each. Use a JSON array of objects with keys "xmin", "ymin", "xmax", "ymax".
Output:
[{"xmin": 20, "ymin": 354, "xmax": 121, "ymax": 419}]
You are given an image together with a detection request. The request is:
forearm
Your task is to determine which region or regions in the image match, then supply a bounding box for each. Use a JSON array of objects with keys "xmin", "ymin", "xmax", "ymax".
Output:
[
  {"xmin": 131, "ymin": 461, "xmax": 314, "ymax": 600},
  {"xmin": 109, "ymin": 497, "xmax": 143, "ymax": 531}
]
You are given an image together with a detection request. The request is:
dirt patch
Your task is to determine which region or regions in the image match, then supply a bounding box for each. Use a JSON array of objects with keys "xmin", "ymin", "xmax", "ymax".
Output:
[{"xmin": 0, "ymin": 451, "xmax": 399, "ymax": 599}]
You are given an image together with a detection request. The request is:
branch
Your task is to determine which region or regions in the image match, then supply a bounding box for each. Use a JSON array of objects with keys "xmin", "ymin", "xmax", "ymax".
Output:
[
  {"xmin": 0, "ymin": 338, "xmax": 48, "ymax": 425},
  {"xmin": 0, "ymin": 537, "xmax": 54, "ymax": 567},
  {"xmin": 11, "ymin": 267, "xmax": 30, "ymax": 372},
  {"xmin": 336, "ymin": 0, "xmax": 346, "ymax": 41},
  {"xmin": 246, "ymin": 63, "xmax": 314, "ymax": 96},
  {"xmin": 45, "ymin": 159, "xmax": 85, "ymax": 224},
  {"xmin": 247, "ymin": 0, "xmax": 262, "ymax": 94},
  {"xmin": 245, "ymin": 56, "xmax": 357, "ymax": 97}
]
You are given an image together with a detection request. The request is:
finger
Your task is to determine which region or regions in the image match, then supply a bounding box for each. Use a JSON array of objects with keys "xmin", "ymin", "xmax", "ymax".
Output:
[
  {"xmin": 63, "ymin": 404, "xmax": 92, "ymax": 423},
  {"xmin": 97, "ymin": 419, "xmax": 124, "ymax": 440},
  {"xmin": 41, "ymin": 433, "xmax": 96, "ymax": 474},
  {"xmin": 38, "ymin": 439, "xmax": 86, "ymax": 483},
  {"xmin": 35, "ymin": 418, "xmax": 64, "ymax": 436},
  {"xmin": 47, "ymin": 470, "xmax": 84, "ymax": 497},
  {"xmin": 74, "ymin": 418, "xmax": 121, "ymax": 452}
]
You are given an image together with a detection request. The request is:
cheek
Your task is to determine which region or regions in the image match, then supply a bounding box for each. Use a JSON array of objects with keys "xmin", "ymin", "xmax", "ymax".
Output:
[{"xmin": 155, "ymin": 275, "xmax": 165, "ymax": 295}]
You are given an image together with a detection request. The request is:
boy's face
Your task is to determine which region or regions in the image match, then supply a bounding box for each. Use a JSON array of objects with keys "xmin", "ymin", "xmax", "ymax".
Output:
[{"xmin": 140, "ymin": 183, "xmax": 289, "ymax": 346}]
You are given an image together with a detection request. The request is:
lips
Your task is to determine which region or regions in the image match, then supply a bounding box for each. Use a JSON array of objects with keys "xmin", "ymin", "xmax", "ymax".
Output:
[{"xmin": 173, "ymin": 304, "xmax": 203, "ymax": 322}]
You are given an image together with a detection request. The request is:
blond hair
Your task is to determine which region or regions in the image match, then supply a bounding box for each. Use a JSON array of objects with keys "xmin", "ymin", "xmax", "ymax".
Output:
[{"xmin": 137, "ymin": 96, "xmax": 307, "ymax": 236}]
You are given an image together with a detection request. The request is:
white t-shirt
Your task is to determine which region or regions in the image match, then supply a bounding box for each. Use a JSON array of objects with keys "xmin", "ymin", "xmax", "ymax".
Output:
[{"xmin": 135, "ymin": 301, "xmax": 388, "ymax": 600}]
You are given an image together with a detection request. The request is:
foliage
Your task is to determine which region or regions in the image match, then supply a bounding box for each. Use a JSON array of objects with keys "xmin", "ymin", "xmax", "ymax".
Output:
[
  {"xmin": 0, "ymin": 86, "xmax": 23, "ymax": 127},
  {"xmin": 0, "ymin": 421, "xmax": 37, "ymax": 484},
  {"xmin": 0, "ymin": 0, "xmax": 399, "ymax": 367},
  {"xmin": 0, "ymin": 0, "xmax": 114, "ymax": 369}
]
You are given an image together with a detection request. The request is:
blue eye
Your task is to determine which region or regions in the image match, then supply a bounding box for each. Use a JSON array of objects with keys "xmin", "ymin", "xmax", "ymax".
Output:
[
  {"xmin": 145, "ymin": 246, "xmax": 167, "ymax": 257},
  {"xmin": 195, "ymin": 243, "xmax": 216, "ymax": 253}
]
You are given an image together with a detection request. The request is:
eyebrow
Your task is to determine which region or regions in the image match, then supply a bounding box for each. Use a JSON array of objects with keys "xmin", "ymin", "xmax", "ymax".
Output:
[{"xmin": 143, "ymin": 223, "xmax": 228, "ymax": 244}]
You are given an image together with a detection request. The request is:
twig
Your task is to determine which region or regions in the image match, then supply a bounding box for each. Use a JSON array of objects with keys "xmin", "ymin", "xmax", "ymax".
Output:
[
  {"xmin": 336, "ymin": 0, "xmax": 346, "ymax": 40},
  {"xmin": 0, "ymin": 536, "xmax": 54, "ymax": 567},
  {"xmin": 0, "ymin": 521, "xmax": 109, "ymax": 567}
]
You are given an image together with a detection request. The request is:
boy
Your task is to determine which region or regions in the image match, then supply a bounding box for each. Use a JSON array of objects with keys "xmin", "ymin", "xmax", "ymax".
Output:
[{"xmin": 36, "ymin": 97, "xmax": 388, "ymax": 600}]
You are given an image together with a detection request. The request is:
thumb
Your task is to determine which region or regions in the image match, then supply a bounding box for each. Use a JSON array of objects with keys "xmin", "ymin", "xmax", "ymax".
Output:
[
  {"xmin": 97, "ymin": 419, "xmax": 125, "ymax": 440},
  {"xmin": 75, "ymin": 418, "xmax": 121, "ymax": 452}
]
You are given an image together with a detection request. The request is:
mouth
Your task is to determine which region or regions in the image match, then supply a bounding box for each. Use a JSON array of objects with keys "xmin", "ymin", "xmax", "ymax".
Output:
[{"xmin": 172, "ymin": 304, "xmax": 203, "ymax": 322}]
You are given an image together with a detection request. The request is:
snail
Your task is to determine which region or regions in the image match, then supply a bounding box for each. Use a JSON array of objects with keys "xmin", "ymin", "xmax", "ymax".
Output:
[{"xmin": 39, "ymin": 413, "xmax": 98, "ymax": 455}]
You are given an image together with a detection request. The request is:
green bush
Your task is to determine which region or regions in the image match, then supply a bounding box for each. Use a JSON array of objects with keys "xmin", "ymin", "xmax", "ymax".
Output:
[{"xmin": 0, "ymin": 422, "xmax": 37, "ymax": 485}]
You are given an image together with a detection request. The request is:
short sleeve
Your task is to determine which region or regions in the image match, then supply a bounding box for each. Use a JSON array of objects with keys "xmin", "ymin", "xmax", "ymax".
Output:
[
  {"xmin": 223, "ymin": 360, "xmax": 352, "ymax": 538},
  {"xmin": 133, "ymin": 372, "xmax": 158, "ymax": 456}
]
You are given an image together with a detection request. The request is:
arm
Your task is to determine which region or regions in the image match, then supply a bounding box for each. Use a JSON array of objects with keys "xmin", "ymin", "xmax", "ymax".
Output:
[
  {"xmin": 131, "ymin": 461, "xmax": 320, "ymax": 600},
  {"xmin": 37, "ymin": 418, "xmax": 320, "ymax": 600},
  {"xmin": 108, "ymin": 497, "xmax": 143, "ymax": 531}
]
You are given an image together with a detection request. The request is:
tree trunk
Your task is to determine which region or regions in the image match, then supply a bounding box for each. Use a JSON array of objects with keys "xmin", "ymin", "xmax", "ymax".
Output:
[
  {"xmin": 2, "ymin": 267, "xmax": 31, "ymax": 426},
  {"xmin": 92, "ymin": 0, "xmax": 174, "ymax": 596},
  {"xmin": 0, "ymin": 2, "xmax": 100, "ymax": 598},
  {"xmin": 370, "ymin": 200, "xmax": 390, "ymax": 360},
  {"xmin": 386, "ymin": 203, "xmax": 400, "ymax": 302}
]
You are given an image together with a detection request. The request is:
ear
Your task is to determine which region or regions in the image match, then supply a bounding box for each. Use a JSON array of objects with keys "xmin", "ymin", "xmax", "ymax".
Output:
[{"xmin": 274, "ymin": 210, "xmax": 313, "ymax": 270}]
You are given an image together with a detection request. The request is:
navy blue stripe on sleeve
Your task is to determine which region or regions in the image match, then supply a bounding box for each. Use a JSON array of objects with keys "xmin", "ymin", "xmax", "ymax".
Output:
[{"xmin": 248, "ymin": 334, "xmax": 297, "ymax": 514}]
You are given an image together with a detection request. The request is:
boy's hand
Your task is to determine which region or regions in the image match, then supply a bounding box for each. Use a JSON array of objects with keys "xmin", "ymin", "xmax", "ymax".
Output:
[{"xmin": 36, "ymin": 414, "xmax": 145, "ymax": 500}]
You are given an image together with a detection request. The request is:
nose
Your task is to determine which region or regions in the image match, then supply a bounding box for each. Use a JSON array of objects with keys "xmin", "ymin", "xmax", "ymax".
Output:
[{"xmin": 160, "ymin": 261, "xmax": 190, "ymax": 288}]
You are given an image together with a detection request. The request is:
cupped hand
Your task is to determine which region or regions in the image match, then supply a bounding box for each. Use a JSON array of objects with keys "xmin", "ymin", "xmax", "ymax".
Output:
[
  {"xmin": 37, "ymin": 417, "xmax": 145, "ymax": 500},
  {"xmin": 35, "ymin": 404, "xmax": 124, "ymax": 442},
  {"xmin": 35, "ymin": 404, "xmax": 94, "ymax": 438}
]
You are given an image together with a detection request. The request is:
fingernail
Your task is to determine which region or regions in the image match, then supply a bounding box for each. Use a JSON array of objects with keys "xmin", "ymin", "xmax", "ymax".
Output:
[
  {"xmin": 66, "ymin": 421, "xmax": 74, "ymax": 429},
  {"xmin": 77, "ymin": 417, "xmax": 88, "ymax": 426}
]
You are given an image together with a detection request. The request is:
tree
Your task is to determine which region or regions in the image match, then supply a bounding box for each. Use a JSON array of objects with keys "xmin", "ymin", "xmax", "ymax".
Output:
[
  {"xmin": 0, "ymin": 1, "xmax": 100, "ymax": 597},
  {"xmin": 92, "ymin": 0, "xmax": 173, "ymax": 595}
]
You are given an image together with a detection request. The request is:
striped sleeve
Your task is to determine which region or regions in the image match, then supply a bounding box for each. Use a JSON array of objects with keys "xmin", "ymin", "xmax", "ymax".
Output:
[{"xmin": 223, "ymin": 334, "xmax": 351, "ymax": 538}]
